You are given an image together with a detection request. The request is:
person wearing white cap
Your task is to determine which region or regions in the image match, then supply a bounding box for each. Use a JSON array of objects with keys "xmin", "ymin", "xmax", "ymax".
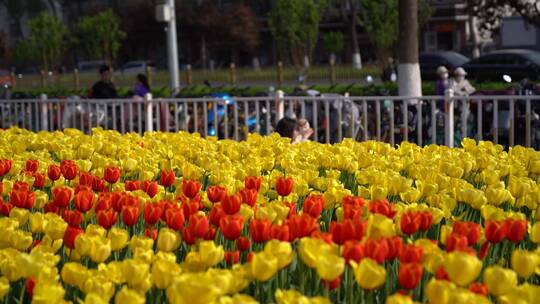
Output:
[
  {"xmin": 451, "ymin": 67, "xmax": 476, "ymax": 97},
  {"xmin": 435, "ymin": 66, "xmax": 450, "ymax": 96}
]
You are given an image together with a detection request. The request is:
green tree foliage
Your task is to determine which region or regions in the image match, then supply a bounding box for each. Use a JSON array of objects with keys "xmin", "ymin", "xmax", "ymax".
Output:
[
  {"xmin": 269, "ymin": 0, "xmax": 327, "ymax": 67},
  {"xmin": 75, "ymin": 9, "xmax": 126, "ymax": 64},
  {"xmin": 322, "ymin": 31, "xmax": 344, "ymax": 55},
  {"xmin": 360, "ymin": 0, "xmax": 431, "ymax": 66},
  {"xmin": 27, "ymin": 12, "xmax": 67, "ymax": 71}
]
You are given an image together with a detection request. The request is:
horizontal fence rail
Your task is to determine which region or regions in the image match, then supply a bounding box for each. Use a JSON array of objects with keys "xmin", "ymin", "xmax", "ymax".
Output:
[{"xmin": 1, "ymin": 92, "xmax": 540, "ymax": 148}]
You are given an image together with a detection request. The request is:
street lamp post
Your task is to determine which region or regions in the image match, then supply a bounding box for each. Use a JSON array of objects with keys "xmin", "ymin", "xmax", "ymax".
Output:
[{"xmin": 157, "ymin": 0, "xmax": 180, "ymax": 96}]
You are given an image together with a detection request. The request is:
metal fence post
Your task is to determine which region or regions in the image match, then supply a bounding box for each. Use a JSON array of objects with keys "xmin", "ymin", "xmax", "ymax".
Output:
[
  {"xmin": 40, "ymin": 94, "xmax": 48, "ymax": 131},
  {"xmin": 444, "ymin": 89, "xmax": 454, "ymax": 147},
  {"xmin": 145, "ymin": 93, "xmax": 153, "ymax": 132},
  {"xmin": 276, "ymin": 90, "xmax": 284, "ymax": 121}
]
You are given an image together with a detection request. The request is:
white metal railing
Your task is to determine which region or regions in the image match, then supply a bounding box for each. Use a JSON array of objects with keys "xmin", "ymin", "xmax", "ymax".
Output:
[{"xmin": 2, "ymin": 91, "xmax": 540, "ymax": 148}]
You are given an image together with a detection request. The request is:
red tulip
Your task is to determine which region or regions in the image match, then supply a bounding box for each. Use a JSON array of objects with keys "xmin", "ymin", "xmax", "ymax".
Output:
[
  {"xmin": 485, "ymin": 220, "xmax": 510, "ymax": 244},
  {"xmin": 368, "ymin": 199, "xmax": 397, "ymax": 218},
  {"xmin": 95, "ymin": 193, "xmax": 112, "ymax": 213},
  {"xmin": 165, "ymin": 208, "xmax": 185, "ymax": 231},
  {"xmin": 342, "ymin": 241, "xmax": 365, "ymax": 263},
  {"xmin": 182, "ymin": 228, "xmax": 196, "ymax": 246},
  {"xmin": 399, "ymin": 244, "xmax": 423, "ymax": 263},
  {"xmin": 435, "ymin": 266, "xmax": 450, "ymax": 281},
  {"xmin": 79, "ymin": 172, "xmax": 94, "ymax": 187},
  {"xmin": 10, "ymin": 189, "xmax": 35, "ymax": 209},
  {"xmin": 181, "ymin": 201, "xmax": 200, "ymax": 218},
  {"xmin": 399, "ymin": 263, "xmax": 423, "ymax": 290},
  {"xmin": 385, "ymin": 236, "xmax": 404, "ymax": 261},
  {"xmin": 225, "ymin": 250, "xmax": 240, "ymax": 265},
  {"xmin": 507, "ymin": 219, "xmax": 527, "ymax": 243},
  {"xmin": 270, "ymin": 223, "xmax": 290, "ymax": 242},
  {"xmin": 160, "ymin": 169, "xmax": 175, "ymax": 187},
  {"xmin": 47, "ymin": 165, "xmax": 61, "ymax": 181},
  {"xmin": 74, "ymin": 189, "xmax": 94, "ymax": 213},
  {"xmin": 352, "ymin": 218, "xmax": 368, "ymax": 241},
  {"xmin": 143, "ymin": 181, "xmax": 158, "ymax": 198},
  {"xmin": 92, "ymin": 177, "xmax": 107, "ymax": 192},
  {"xmin": 125, "ymin": 180, "xmax": 141, "ymax": 192},
  {"xmin": 25, "ymin": 159, "xmax": 39, "ymax": 173},
  {"xmin": 284, "ymin": 201, "xmax": 297, "ymax": 218},
  {"xmin": 343, "ymin": 195, "xmax": 365, "ymax": 207},
  {"xmin": 204, "ymin": 226, "xmax": 217, "ymax": 241},
  {"xmin": 207, "ymin": 186, "xmax": 227, "ymax": 203},
  {"xmin": 63, "ymin": 210, "xmax": 83, "ymax": 227},
  {"xmin": 303, "ymin": 195, "xmax": 324, "ymax": 218},
  {"xmin": 343, "ymin": 203, "xmax": 363, "ymax": 220},
  {"xmin": 244, "ymin": 176, "xmax": 262, "ymax": 191},
  {"xmin": 145, "ymin": 227, "xmax": 158, "ymax": 240},
  {"xmin": 312, "ymin": 231, "xmax": 334, "ymax": 244},
  {"xmin": 452, "ymin": 221, "xmax": 481, "ymax": 246},
  {"xmin": 52, "ymin": 187, "xmax": 72, "ymax": 209},
  {"xmin": 445, "ymin": 232, "xmax": 469, "ymax": 252},
  {"xmin": 159, "ymin": 200, "xmax": 176, "ymax": 221},
  {"xmin": 104, "ymin": 166, "xmax": 121, "ymax": 184},
  {"xmin": 237, "ymin": 236, "xmax": 251, "ymax": 251},
  {"xmin": 288, "ymin": 214, "xmax": 318, "ymax": 240},
  {"xmin": 239, "ymin": 188, "xmax": 258, "ymax": 207},
  {"xmin": 220, "ymin": 214, "xmax": 245, "ymax": 240},
  {"xmin": 364, "ymin": 239, "xmax": 389, "ymax": 264},
  {"xmin": 418, "ymin": 211, "xmax": 433, "ymax": 231},
  {"xmin": 469, "ymin": 282, "xmax": 488, "ymax": 296},
  {"xmin": 0, "ymin": 159, "xmax": 12, "ymax": 176},
  {"xmin": 13, "ymin": 181, "xmax": 29, "ymax": 191},
  {"xmin": 250, "ymin": 218, "xmax": 271, "ymax": 243},
  {"xmin": 0, "ymin": 201, "xmax": 13, "ymax": 216},
  {"xmin": 400, "ymin": 211, "xmax": 421, "ymax": 235},
  {"xmin": 63, "ymin": 226, "xmax": 83, "ymax": 249},
  {"xmin": 44, "ymin": 202, "xmax": 59, "ymax": 214},
  {"xmin": 209, "ymin": 203, "xmax": 226, "ymax": 226},
  {"xmin": 221, "ymin": 193, "xmax": 242, "ymax": 215},
  {"xmin": 479, "ymin": 242, "xmax": 490, "ymax": 260},
  {"xmin": 188, "ymin": 214, "xmax": 209, "ymax": 239},
  {"xmin": 25, "ymin": 277, "xmax": 36, "ymax": 297},
  {"xmin": 97, "ymin": 209, "xmax": 118, "ymax": 229},
  {"xmin": 121, "ymin": 205, "xmax": 139, "ymax": 227},
  {"xmin": 330, "ymin": 219, "xmax": 356, "ymax": 245},
  {"xmin": 182, "ymin": 179, "xmax": 201, "ymax": 199},
  {"xmin": 60, "ymin": 162, "xmax": 78, "ymax": 180},
  {"xmin": 323, "ymin": 276, "xmax": 342, "ymax": 290},
  {"xmin": 144, "ymin": 203, "xmax": 162, "ymax": 226},
  {"xmin": 32, "ymin": 173, "xmax": 45, "ymax": 189},
  {"xmin": 276, "ymin": 176, "xmax": 293, "ymax": 196}
]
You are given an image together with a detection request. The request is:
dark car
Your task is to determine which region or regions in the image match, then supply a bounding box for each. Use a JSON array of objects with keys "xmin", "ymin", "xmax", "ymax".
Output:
[
  {"xmin": 463, "ymin": 49, "xmax": 540, "ymax": 82},
  {"xmin": 419, "ymin": 51, "xmax": 469, "ymax": 80}
]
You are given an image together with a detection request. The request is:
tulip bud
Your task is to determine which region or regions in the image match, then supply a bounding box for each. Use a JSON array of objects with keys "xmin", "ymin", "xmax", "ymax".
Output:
[
  {"xmin": 351, "ymin": 258, "xmax": 386, "ymax": 290},
  {"xmin": 484, "ymin": 265, "xmax": 517, "ymax": 296},
  {"xmin": 511, "ymin": 249, "xmax": 539, "ymax": 278},
  {"xmin": 157, "ymin": 228, "xmax": 181, "ymax": 252}
]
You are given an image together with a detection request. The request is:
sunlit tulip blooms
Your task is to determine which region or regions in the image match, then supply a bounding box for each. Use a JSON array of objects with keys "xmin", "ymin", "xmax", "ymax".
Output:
[
  {"xmin": 351, "ymin": 258, "xmax": 386, "ymax": 290},
  {"xmin": 443, "ymin": 251, "xmax": 482, "ymax": 286},
  {"xmin": 483, "ymin": 266, "xmax": 517, "ymax": 296}
]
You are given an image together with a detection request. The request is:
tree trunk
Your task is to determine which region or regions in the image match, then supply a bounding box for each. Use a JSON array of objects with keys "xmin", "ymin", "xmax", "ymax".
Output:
[
  {"xmin": 201, "ymin": 36, "xmax": 207, "ymax": 69},
  {"xmin": 348, "ymin": 0, "xmax": 362, "ymax": 69},
  {"xmin": 469, "ymin": 15, "xmax": 481, "ymax": 58},
  {"xmin": 398, "ymin": 0, "xmax": 422, "ymax": 97}
]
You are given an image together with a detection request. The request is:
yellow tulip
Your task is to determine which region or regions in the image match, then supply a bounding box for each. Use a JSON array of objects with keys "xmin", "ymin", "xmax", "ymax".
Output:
[
  {"xmin": 484, "ymin": 265, "xmax": 517, "ymax": 296},
  {"xmin": 315, "ymin": 253, "xmax": 345, "ymax": 281},
  {"xmin": 130, "ymin": 235, "xmax": 154, "ymax": 251},
  {"xmin": 157, "ymin": 228, "xmax": 181, "ymax": 252},
  {"xmin": 485, "ymin": 187, "xmax": 514, "ymax": 206},
  {"xmin": 530, "ymin": 222, "xmax": 540, "ymax": 243},
  {"xmin": 123, "ymin": 259, "xmax": 150, "ymax": 287},
  {"xmin": 0, "ymin": 277, "xmax": 8, "ymax": 300},
  {"xmin": 44, "ymin": 215, "xmax": 68, "ymax": 240},
  {"xmin": 264, "ymin": 240, "xmax": 293, "ymax": 269},
  {"xmin": 30, "ymin": 212, "xmax": 47, "ymax": 233},
  {"xmin": 459, "ymin": 188, "xmax": 487, "ymax": 209},
  {"xmin": 443, "ymin": 252, "xmax": 481, "ymax": 286},
  {"xmin": 107, "ymin": 228, "xmax": 130, "ymax": 251},
  {"xmin": 60, "ymin": 262, "xmax": 89, "ymax": 288},
  {"xmin": 89, "ymin": 237, "xmax": 111, "ymax": 263},
  {"xmin": 8, "ymin": 229, "xmax": 33, "ymax": 251},
  {"xmin": 249, "ymin": 251, "xmax": 278, "ymax": 282},
  {"xmin": 152, "ymin": 259, "xmax": 182, "ymax": 289},
  {"xmin": 198, "ymin": 240, "xmax": 224, "ymax": 267},
  {"xmin": 34, "ymin": 190, "xmax": 48, "ymax": 209},
  {"xmin": 85, "ymin": 224, "xmax": 107, "ymax": 238},
  {"xmin": 215, "ymin": 294, "xmax": 258, "ymax": 304},
  {"xmin": 81, "ymin": 293, "xmax": 108, "ymax": 304},
  {"xmin": 498, "ymin": 283, "xmax": 540, "ymax": 304},
  {"xmin": 425, "ymin": 278, "xmax": 455, "ymax": 304},
  {"xmin": 167, "ymin": 273, "xmax": 222, "ymax": 304},
  {"xmin": 9, "ymin": 207, "xmax": 30, "ymax": 226},
  {"xmin": 511, "ymin": 250, "xmax": 539, "ymax": 278},
  {"xmin": 83, "ymin": 276, "xmax": 116, "ymax": 302},
  {"xmin": 115, "ymin": 286, "xmax": 145, "ymax": 304},
  {"xmin": 367, "ymin": 214, "xmax": 396, "ymax": 240},
  {"xmin": 299, "ymin": 238, "xmax": 335, "ymax": 268},
  {"xmin": 386, "ymin": 293, "xmax": 414, "ymax": 304},
  {"xmin": 32, "ymin": 282, "xmax": 66, "ymax": 304},
  {"xmin": 351, "ymin": 258, "xmax": 386, "ymax": 290},
  {"xmin": 275, "ymin": 289, "xmax": 331, "ymax": 304}
]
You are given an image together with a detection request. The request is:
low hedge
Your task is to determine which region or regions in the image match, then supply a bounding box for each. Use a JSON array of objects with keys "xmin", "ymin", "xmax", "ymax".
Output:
[{"xmin": 8, "ymin": 82, "xmax": 521, "ymax": 99}]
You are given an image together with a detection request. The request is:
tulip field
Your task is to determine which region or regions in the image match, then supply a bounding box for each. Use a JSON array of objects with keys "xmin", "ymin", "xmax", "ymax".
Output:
[{"xmin": 0, "ymin": 127, "xmax": 539, "ymax": 303}]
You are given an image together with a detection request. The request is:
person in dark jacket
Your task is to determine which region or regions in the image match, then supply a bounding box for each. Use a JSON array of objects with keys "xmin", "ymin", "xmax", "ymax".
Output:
[{"xmin": 90, "ymin": 65, "xmax": 117, "ymax": 99}]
